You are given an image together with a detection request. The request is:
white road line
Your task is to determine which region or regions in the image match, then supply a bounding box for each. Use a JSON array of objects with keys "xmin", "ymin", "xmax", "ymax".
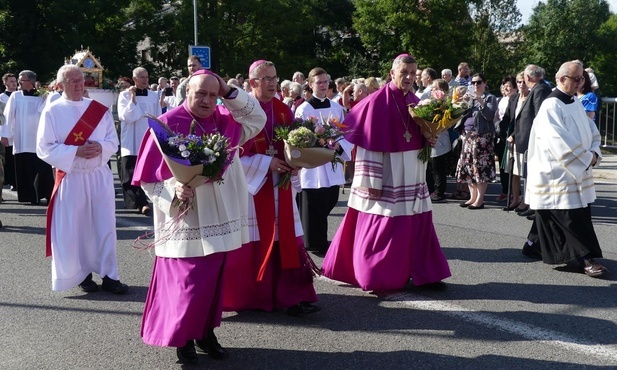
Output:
[{"xmin": 385, "ymin": 291, "xmax": 617, "ymax": 362}]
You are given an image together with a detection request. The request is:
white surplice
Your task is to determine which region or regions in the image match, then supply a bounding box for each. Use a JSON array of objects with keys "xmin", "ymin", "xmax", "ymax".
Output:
[
  {"xmin": 1, "ymin": 91, "xmax": 46, "ymax": 153},
  {"xmin": 141, "ymin": 89, "xmax": 266, "ymax": 258},
  {"xmin": 117, "ymin": 90, "xmax": 161, "ymax": 157},
  {"xmin": 525, "ymin": 95, "xmax": 601, "ymax": 210},
  {"xmin": 241, "ymin": 153, "xmax": 303, "ymax": 240},
  {"xmin": 36, "ymin": 97, "xmax": 121, "ymax": 291}
]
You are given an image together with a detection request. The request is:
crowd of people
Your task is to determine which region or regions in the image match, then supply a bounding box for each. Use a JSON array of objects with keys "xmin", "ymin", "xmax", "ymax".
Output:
[{"xmin": 0, "ymin": 54, "xmax": 609, "ymax": 365}]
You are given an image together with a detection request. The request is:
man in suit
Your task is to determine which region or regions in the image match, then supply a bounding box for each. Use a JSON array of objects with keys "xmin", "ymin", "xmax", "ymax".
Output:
[{"xmin": 507, "ymin": 65, "xmax": 551, "ymax": 219}]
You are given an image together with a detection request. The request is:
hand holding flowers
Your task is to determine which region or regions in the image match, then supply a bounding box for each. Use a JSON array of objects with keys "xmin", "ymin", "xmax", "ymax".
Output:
[
  {"xmin": 273, "ymin": 115, "xmax": 348, "ymax": 188},
  {"xmin": 409, "ymin": 88, "xmax": 470, "ymax": 162}
]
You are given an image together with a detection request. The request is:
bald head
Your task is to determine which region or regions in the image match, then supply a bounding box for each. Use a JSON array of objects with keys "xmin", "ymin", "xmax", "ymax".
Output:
[{"xmin": 186, "ymin": 74, "xmax": 220, "ymax": 118}]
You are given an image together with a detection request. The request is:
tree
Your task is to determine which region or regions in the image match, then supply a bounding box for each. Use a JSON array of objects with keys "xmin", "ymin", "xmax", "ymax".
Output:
[
  {"xmin": 352, "ymin": 0, "xmax": 475, "ymax": 78},
  {"xmin": 521, "ymin": 0, "xmax": 610, "ymax": 81},
  {"xmin": 468, "ymin": 0, "xmax": 522, "ymax": 88},
  {"xmin": 590, "ymin": 14, "xmax": 617, "ymax": 96},
  {"xmin": 0, "ymin": 0, "xmax": 163, "ymax": 84}
]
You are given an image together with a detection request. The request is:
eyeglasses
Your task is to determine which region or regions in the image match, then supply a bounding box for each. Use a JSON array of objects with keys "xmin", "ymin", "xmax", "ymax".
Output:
[
  {"xmin": 565, "ymin": 75, "xmax": 585, "ymax": 83},
  {"xmin": 256, "ymin": 76, "xmax": 279, "ymax": 84},
  {"xmin": 470, "ymin": 80, "xmax": 483, "ymax": 85},
  {"xmin": 66, "ymin": 78, "xmax": 84, "ymax": 85}
]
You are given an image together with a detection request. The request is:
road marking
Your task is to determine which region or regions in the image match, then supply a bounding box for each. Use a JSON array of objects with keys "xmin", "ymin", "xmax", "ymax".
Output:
[{"xmin": 385, "ymin": 291, "xmax": 617, "ymax": 362}]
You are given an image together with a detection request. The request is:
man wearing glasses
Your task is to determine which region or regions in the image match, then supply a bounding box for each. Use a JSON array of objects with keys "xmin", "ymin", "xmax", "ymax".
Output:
[
  {"xmin": 0, "ymin": 70, "xmax": 53, "ymax": 205},
  {"xmin": 294, "ymin": 67, "xmax": 352, "ymax": 256},
  {"xmin": 524, "ymin": 61, "xmax": 607, "ymax": 278},
  {"xmin": 221, "ymin": 60, "xmax": 319, "ymax": 316}
]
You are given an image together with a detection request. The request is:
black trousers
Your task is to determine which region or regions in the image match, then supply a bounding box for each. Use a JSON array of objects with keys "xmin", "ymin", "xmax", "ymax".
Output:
[
  {"xmin": 495, "ymin": 138, "xmax": 509, "ymax": 194},
  {"xmin": 298, "ymin": 185, "xmax": 340, "ymax": 253},
  {"xmin": 4, "ymin": 146, "xmax": 16, "ymax": 187},
  {"xmin": 14, "ymin": 152, "xmax": 53, "ymax": 204},
  {"xmin": 430, "ymin": 152, "xmax": 449, "ymax": 196},
  {"xmin": 120, "ymin": 155, "xmax": 149, "ymax": 210},
  {"xmin": 532, "ymin": 207, "xmax": 602, "ymax": 265}
]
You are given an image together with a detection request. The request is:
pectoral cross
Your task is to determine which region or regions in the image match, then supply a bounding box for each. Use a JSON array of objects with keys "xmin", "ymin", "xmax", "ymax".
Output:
[
  {"xmin": 265, "ymin": 144, "xmax": 278, "ymax": 156},
  {"xmin": 403, "ymin": 130, "xmax": 412, "ymax": 143}
]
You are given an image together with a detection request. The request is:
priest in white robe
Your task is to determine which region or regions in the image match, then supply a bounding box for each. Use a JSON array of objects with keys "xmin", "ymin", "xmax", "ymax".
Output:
[
  {"xmin": 118, "ymin": 66, "xmax": 161, "ymax": 215},
  {"xmin": 1, "ymin": 70, "xmax": 53, "ymax": 204},
  {"xmin": 524, "ymin": 61, "xmax": 607, "ymax": 278},
  {"xmin": 37, "ymin": 65, "xmax": 128, "ymax": 294}
]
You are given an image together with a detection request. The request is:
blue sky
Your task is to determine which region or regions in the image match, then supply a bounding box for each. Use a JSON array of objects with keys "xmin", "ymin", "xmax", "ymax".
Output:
[{"xmin": 517, "ymin": 0, "xmax": 617, "ymax": 24}]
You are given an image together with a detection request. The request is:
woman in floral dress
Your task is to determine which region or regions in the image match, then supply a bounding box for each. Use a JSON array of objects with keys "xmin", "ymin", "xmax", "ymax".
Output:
[{"xmin": 456, "ymin": 73, "xmax": 497, "ymax": 209}]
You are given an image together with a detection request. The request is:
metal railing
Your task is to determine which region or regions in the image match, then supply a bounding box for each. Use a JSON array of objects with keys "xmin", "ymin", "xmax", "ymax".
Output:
[{"xmin": 598, "ymin": 97, "xmax": 617, "ymax": 148}]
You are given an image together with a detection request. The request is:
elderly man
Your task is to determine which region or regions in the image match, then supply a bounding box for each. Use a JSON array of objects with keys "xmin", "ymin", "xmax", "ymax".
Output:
[
  {"xmin": 118, "ymin": 67, "xmax": 161, "ymax": 215},
  {"xmin": 507, "ymin": 65, "xmax": 551, "ymax": 222},
  {"xmin": 132, "ymin": 70, "xmax": 266, "ymax": 365},
  {"xmin": 1, "ymin": 70, "xmax": 53, "ymax": 205},
  {"xmin": 441, "ymin": 69, "xmax": 459, "ymax": 89},
  {"xmin": 323, "ymin": 54, "xmax": 451, "ymax": 291},
  {"xmin": 221, "ymin": 60, "xmax": 319, "ymax": 316},
  {"xmin": 292, "ymin": 71, "xmax": 305, "ymax": 86},
  {"xmin": 524, "ymin": 61, "xmax": 607, "ymax": 277},
  {"xmin": 295, "ymin": 67, "xmax": 352, "ymax": 255},
  {"xmin": 37, "ymin": 65, "xmax": 128, "ymax": 294},
  {"xmin": 342, "ymin": 82, "xmax": 368, "ymax": 111}
]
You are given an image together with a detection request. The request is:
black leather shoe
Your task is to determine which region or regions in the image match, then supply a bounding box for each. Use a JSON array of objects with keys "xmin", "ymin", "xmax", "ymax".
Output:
[
  {"xmin": 522, "ymin": 242, "xmax": 542, "ymax": 259},
  {"xmin": 502, "ymin": 201, "xmax": 521, "ymax": 211},
  {"xmin": 519, "ymin": 209, "xmax": 535, "ymax": 217},
  {"xmin": 177, "ymin": 340, "xmax": 198, "ymax": 364},
  {"xmin": 467, "ymin": 203, "xmax": 484, "ymax": 210},
  {"xmin": 287, "ymin": 302, "xmax": 321, "ymax": 316},
  {"xmin": 459, "ymin": 201, "xmax": 470, "ymax": 208},
  {"xmin": 79, "ymin": 273, "xmax": 98, "ymax": 293},
  {"xmin": 582, "ymin": 259, "xmax": 608, "ymax": 277},
  {"xmin": 195, "ymin": 329, "xmax": 229, "ymax": 360},
  {"xmin": 101, "ymin": 276, "xmax": 129, "ymax": 294},
  {"xmin": 514, "ymin": 205, "xmax": 530, "ymax": 213},
  {"xmin": 418, "ymin": 281, "xmax": 448, "ymax": 291}
]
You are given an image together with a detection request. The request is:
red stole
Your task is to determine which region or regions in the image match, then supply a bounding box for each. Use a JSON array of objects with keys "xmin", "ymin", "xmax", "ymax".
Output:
[
  {"xmin": 250, "ymin": 99, "xmax": 300, "ymax": 280},
  {"xmin": 45, "ymin": 100, "xmax": 109, "ymax": 257}
]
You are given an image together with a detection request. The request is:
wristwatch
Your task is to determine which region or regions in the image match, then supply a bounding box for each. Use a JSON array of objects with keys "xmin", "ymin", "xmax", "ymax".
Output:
[{"xmin": 223, "ymin": 87, "xmax": 237, "ymax": 99}]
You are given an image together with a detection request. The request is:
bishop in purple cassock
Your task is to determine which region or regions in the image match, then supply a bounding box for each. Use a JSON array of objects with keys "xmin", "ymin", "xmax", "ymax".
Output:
[{"xmin": 322, "ymin": 54, "xmax": 451, "ymax": 291}]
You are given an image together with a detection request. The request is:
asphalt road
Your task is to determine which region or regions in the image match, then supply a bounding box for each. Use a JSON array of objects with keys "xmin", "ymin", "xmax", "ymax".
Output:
[{"xmin": 1, "ymin": 161, "xmax": 616, "ymax": 370}]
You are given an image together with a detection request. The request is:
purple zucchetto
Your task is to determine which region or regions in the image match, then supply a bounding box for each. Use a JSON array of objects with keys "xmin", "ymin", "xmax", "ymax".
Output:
[{"xmin": 248, "ymin": 60, "xmax": 267, "ymax": 76}]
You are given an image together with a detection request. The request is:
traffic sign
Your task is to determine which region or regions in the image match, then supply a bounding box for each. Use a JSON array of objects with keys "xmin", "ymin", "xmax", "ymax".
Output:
[{"xmin": 188, "ymin": 45, "xmax": 211, "ymax": 69}]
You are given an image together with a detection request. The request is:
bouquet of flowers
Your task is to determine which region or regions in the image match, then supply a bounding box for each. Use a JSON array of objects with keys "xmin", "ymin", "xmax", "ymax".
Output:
[
  {"xmin": 273, "ymin": 115, "xmax": 347, "ymax": 188},
  {"xmin": 148, "ymin": 116, "xmax": 232, "ymax": 195},
  {"xmin": 133, "ymin": 117, "xmax": 234, "ymax": 252},
  {"xmin": 408, "ymin": 89, "xmax": 470, "ymax": 162}
]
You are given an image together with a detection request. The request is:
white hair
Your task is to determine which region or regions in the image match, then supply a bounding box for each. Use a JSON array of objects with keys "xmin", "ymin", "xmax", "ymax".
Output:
[{"xmin": 56, "ymin": 65, "xmax": 81, "ymax": 83}]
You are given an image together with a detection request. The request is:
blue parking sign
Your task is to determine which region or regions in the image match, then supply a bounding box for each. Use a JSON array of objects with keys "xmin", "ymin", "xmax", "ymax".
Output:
[{"xmin": 188, "ymin": 45, "xmax": 211, "ymax": 69}]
